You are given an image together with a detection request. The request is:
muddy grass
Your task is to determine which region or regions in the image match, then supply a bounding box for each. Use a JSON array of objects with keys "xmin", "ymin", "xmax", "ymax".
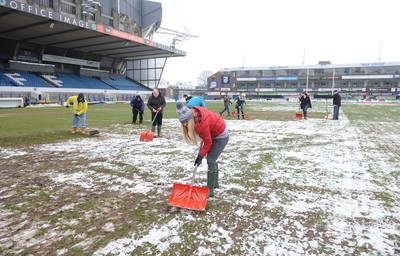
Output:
[{"xmin": 1, "ymin": 150, "xmax": 146, "ymax": 254}]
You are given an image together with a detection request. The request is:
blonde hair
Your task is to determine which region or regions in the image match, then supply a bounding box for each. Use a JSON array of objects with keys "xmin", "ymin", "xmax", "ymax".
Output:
[{"xmin": 181, "ymin": 118, "xmax": 199, "ymax": 146}]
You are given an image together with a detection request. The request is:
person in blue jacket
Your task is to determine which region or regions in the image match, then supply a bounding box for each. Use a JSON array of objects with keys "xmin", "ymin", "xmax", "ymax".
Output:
[
  {"xmin": 234, "ymin": 94, "xmax": 246, "ymax": 119},
  {"xmin": 186, "ymin": 96, "xmax": 206, "ymax": 108},
  {"xmin": 130, "ymin": 95, "xmax": 144, "ymax": 124}
]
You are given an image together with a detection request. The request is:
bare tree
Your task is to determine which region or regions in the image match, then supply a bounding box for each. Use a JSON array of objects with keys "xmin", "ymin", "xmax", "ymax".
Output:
[{"xmin": 197, "ymin": 70, "xmax": 213, "ymax": 87}]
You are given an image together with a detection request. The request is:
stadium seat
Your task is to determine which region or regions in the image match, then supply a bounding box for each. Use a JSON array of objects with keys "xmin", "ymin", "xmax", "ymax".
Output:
[
  {"xmin": 1, "ymin": 71, "xmax": 51, "ymax": 87},
  {"xmin": 100, "ymin": 77, "xmax": 147, "ymax": 91}
]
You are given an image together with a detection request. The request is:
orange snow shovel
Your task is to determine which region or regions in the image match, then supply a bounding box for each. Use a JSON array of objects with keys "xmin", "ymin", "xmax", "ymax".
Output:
[
  {"xmin": 140, "ymin": 111, "xmax": 158, "ymax": 142},
  {"xmin": 167, "ymin": 165, "xmax": 209, "ymax": 211}
]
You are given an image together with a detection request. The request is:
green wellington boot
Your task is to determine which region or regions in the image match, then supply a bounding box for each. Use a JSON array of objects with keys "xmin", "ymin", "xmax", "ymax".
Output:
[
  {"xmin": 157, "ymin": 126, "xmax": 161, "ymax": 138},
  {"xmin": 207, "ymin": 170, "xmax": 217, "ymax": 198},
  {"xmin": 214, "ymin": 163, "xmax": 220, "ymax": 189}
]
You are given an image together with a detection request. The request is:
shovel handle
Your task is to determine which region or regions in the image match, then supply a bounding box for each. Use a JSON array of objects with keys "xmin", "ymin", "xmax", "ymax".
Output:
[
  {"xmin": 190, "ymin": 142, "xmax": 203, "ymax": 186},
  {"xmin": 150, "ymin": 111, "xmax": 159, "ymax": 127},
  {"xmin": 191, "ymin": 166, "xmax": 198, "ymax": 186}
]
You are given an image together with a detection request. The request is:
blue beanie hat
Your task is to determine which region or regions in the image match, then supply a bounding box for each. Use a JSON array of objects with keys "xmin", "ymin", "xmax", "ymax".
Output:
[{"xmin": 176, "ymin": 102, "xmax": 193, "ymax": 123}]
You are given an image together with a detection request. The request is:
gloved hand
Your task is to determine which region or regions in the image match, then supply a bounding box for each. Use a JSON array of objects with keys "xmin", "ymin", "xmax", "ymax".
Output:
[
  {"xmin": 152, "ymin": 108, "xmax": 157, "ymax": 112},
  {"xmin": 75, "ymin": 113, "xmax": 79, "ymax": 117},
  {"xmin": 194, "ymin": 154, "xmax": 203, "ymax": 166},
  {"xmin": 157, "ymin": 107, "xmax": 162, "ymax": 112},
  {"xmin": 66, "ymin": 105, "xmax": 69, "ymax": 108}
]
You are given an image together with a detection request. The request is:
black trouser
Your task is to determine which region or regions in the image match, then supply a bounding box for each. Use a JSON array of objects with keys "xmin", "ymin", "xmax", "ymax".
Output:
[
  {"xmin": 132, "ymin": 108, "xmax": 143, "ymax": 124},
  {"xmin": 236, "ymin": 106, "xmax": 245, "ymax": 119},
  {"xmin": 151, "ymin": 111, "xmax": 163, "ymax": 126}
]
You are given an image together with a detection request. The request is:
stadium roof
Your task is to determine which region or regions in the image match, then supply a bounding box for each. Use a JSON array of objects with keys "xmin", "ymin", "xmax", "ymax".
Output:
[{"xmin": 0, "ymin": 2, "xmax": 186, "ymax": 61}]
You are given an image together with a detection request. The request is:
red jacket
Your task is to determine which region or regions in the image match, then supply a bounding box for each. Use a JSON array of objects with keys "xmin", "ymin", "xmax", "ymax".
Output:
[{"xmin": 191, "ymin": 107, "xmax": 226, "ymax": 156}]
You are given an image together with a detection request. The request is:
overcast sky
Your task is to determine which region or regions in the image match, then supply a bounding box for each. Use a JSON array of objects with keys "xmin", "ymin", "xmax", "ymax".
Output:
[{"xmin": 153, "ymin": 0, "xmax": 400, "ymax": 84}]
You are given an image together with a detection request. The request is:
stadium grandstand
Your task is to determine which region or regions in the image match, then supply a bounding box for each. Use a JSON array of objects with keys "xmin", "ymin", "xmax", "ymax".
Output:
[
  {"xmin": 207, "ymin": 61, "xmax": 400, "ymax": 101},
  {"xmin": 0, "ymin": 0, "xmax": 185, "ymax": 105}
]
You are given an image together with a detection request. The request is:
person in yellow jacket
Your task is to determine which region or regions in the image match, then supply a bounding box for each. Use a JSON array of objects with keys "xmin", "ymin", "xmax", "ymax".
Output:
[{"xmin": 66, "ymin": 93, "xmax": 88, "ymax": 134}]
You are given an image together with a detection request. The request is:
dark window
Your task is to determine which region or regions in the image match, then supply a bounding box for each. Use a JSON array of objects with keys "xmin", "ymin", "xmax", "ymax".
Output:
[
  {"xmin": 34, "ymin": 0, "xmax": 53, "ymax": 8},
  {"xmin": 60, "ymin": 3, "xmax": 76, "ymax": 15}
]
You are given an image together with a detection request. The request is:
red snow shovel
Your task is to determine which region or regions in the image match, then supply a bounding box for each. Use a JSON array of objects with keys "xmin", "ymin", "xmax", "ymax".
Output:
[
  {"xmin": 140, "ymin": 111, "xmax": 158, "ymax": 142},
  {"xmin": 167, "ymin": 165, "xmax": 209, "ymax": 211},
  {"xmin": 295, "ymin": 112, "xmax": 303, "ymax": 119},
  {"xmin": 295, "ymin": 105, "xmax": 303, "ymax": 120}
]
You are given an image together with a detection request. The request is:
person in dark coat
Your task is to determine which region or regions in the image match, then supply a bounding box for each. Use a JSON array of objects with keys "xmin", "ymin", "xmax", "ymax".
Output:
[
  {"xmin": 176, "ymin": 102, "xmax": 229, "ymax": 198},
  {"xmin": 332, "ymin": 90, "xmax": 342, "ymax": 120},
  {"xmin": 147, "ymin": 88, "xmax": 166, "ymax": 137},
  {"xmin": 219, "ymin": 92, "xmax": 232, "ymax": 116},
  {"xmin": 130, "ymin": 95, "xmax": 144, "ymax": 124},
  {"xmin": 183, "ymin": 94, "xmax": 193, "ymax": 101},
  {"xmin": 299, "ymin": 92, "xmax": 312, "ymax": 119}
]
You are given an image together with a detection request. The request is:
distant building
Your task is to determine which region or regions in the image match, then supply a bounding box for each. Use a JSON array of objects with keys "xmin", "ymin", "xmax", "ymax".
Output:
[
  {"xmin": 158, "ymin": 84, "xmax": 207, "ymax": 101},
  {"xmin": 207, "ymin": 62, "xmax": 400, "ymax": 100},
  {"xmin": 157, "ymin": 84, "xmax": 177, "ymax": 99}
]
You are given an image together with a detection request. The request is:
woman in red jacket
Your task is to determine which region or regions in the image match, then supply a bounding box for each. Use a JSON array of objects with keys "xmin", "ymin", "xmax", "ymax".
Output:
[{"xmin": 176, "ymin": 102, "xmax": 229, "ymax": 197}]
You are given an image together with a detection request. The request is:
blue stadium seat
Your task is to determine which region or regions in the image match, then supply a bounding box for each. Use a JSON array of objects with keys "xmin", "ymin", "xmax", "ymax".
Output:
[
  {"xmin": 0, "ymin": 71, "xmax": 148, "ymax": 91},
  {"xmin": 100, "ymin": 77, "xmax": 147, "ymax": 91},
  {"xmin": 1, "ymin": 71, "xmax": 51, "ymax": 87},
  {"xmin": 79, "ymin": 77, "xmax": 113, "ymax": 89},
  {"xmin": 0, "ymin": 72, "xmax": 16, "ymax": 86}
]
